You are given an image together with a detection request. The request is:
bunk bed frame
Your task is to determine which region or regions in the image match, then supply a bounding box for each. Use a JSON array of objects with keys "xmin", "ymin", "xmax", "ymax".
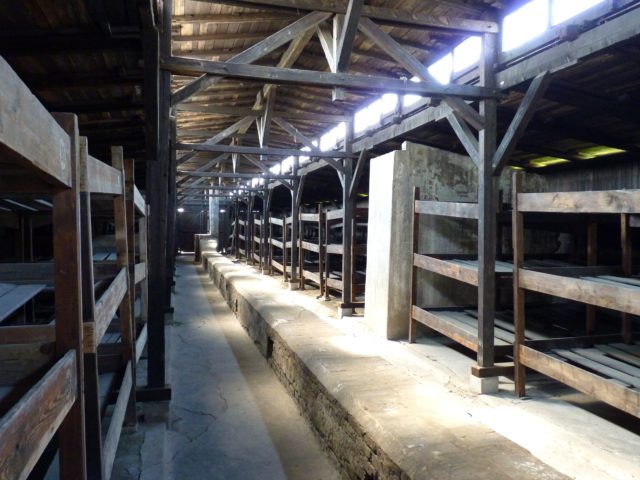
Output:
[
  {"xmin": 299, "ymin": 205, "xmax": 325, "ymax": 294},
  {"xmin": 512, "ymin": 171, "xmax": 640, "ymax": 417},
  {"xmin": 0, "ymin": 58, "xmax": 149, "ymax": 480},
  {"xmin": 268, "ymin": 215, "xmax": 293, "ymax": 280}
]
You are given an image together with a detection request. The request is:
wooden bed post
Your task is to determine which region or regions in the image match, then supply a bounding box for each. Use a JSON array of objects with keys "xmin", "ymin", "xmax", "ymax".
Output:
[
  {"xmin": 52, "ymin": 112, "xmax": 88, "ymax": 480},
  {"xmin": 340, "ymin": 121, "xmax": 355, "ymax": 315},
  {"xmin": 621, "ymin": 213, "xmax": 632, "ymax": 343},
  {"xmin": 512, "ymin": 171, "xmax": 526, "ymax": 397},
  {"xmin": 77, "ymin": 137, "xmax": 104, "ymax": 480},
  {"xmin": 476, "ymin": 32, "xmax": 498, "ymax": 387},
  {"xmin": 586, "ymin": 221, "xmax": 598, "ymax": 334},
  {"xmin": 283, "ymin": 214, "xmax": 289, "ymax": 282},
  {"xmin": 409, "ymin": 187, "xmax": 420, "ymax": 343},
  {"xmin": 113, "ymin": 148, "xmax": 137, "ymax": 427},
  {"xmin": 290, "ymin": 156, "xmax": 300, "ymax": 287}
]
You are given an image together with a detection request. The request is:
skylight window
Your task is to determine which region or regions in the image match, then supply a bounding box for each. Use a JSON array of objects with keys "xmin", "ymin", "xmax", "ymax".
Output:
[
  {"xmin": 427, "ymin": 53, "xmax": 453, "ymax": 84},
  {"xmin": 502, "ymin": 0, "xmax": 549, "ymax": 52},
  {"xmin": 354, "ymin": 108, "xmax": 368, "ymax": 133},
  {"xmin": 366, "ymin": 100, "xmax": 382, "ymax": 128},
  {"xmin": 403, "ymin": 77, "xmax": 421, "ymax": 108},
  {"xmin": 551, "ymin": 0, "xmax": 604, "ymax": 26},
  {"xmin": 380, "ymin": 93, "xmax": 398, "ymax": 115},
  {"xmin": 453, "ymin": 36, "xmax": 481, "ymax": 73}
]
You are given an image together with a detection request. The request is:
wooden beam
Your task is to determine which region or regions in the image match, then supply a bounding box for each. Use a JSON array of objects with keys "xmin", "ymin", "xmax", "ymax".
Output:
[
  {"xmin": 200, "ymin": 0, "xmax": 498, "ymax": 34},
  {"xmin": 316, "ymin": 26, "xmax": 335, "ymax": 71},
  {"xmin": 517, "ymin": 190, "xmax": 640, "ymax": 214},
  {"xmin": 348, "ymin": 149, "xmax": 367, "ymax": 200},
  {"xmin": 171, "ymin": 11, "xmax": 332, "ymax": 105},
  {"xmin": 176, "ymin": 142, "xmax": 356, "ymax": 158},
  {"xmin": 335, "ymin": 0, "xmax": 364, "ymax": 73},
  {"xmin": 176, "ymin": 103, "xmax": 348, "ymax": 122},
  {"xmin": 173, "ymin": 12, "xmax": 299, "ymax": 24},
  {"xmin": 163, "ymin": 56, "xmax": 497, "ymax": 99},
  {"xmin": 178, "ymin": 171, "xmax": 296, "ymax": 179},
  {"xmin": 0, "ymin": 58, "xmax": 72, "ymax": 189},
  {"xmin": 492, "ymin": 72, "xmax": 550, "ymax": 174},
  {"xmin": 358, "ymin": 17, "xmax": 484, "ymax": 129},
  {"xmin": 273, "ymin": 117, "xmax": 316, "ymax": 149},
  {"xmin": 446, "ymin": 111, "xmax": 479, "ymax": 165}
]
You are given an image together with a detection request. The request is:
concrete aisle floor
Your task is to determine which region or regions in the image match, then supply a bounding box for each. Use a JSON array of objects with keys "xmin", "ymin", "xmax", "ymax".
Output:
[{"xmin": 163, "ymin": 258, "xmax": 339, "ymax": 480}]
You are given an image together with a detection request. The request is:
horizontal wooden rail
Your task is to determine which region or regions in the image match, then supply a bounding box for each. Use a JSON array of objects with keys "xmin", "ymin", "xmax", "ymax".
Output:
[
  {"xmin": 85, "ymin": 268, "xmax": 128, "ymax": 352},
  {"xmin": 269, "ymin": 217, "xmax": 283, "ymax": 226},
  {"xmin": 102, "ymin": 361, "xmax": 132, "ymax": 479},
  {"xmin": 133, "ymin": 185, "xmax": 146, "ymax": 216},
  {"xmin": 517, "ymin": 190, "xmax": 640, "ymax": 214},
  {"xmin": 0, "ymin": 341, "xmax": 55, "ymax": 386},
  {"xmin": 82, "ymin": 155, "xmax": 123, "ymax": 195},
  {"xmin": 0, "ymin": 261, "xmax": 119, "ymax": 283},
  {"xmin": 0, "ymin": 325, "xmax": 55, "ymax": 344},
  {"xmin": 134, "ymin": 263, "xmax": 146, "ymax": 284},
  {"xmin": 300, "ymin": 241, "xmax": 320, "ymax": 253},
  {"xmin": 519, "ymin": 269, "xmax": 640, "ymax": 315},
  {"xmin": 325, "ymin": 209, "xmax": 344, "ymax": 221},
  {"xmin": 0, "ymin": 57, "xmax": 71, "ymax": 189},
  {"xmin": 300, "ymin": 213, "xmax": 320, "ymax": 222},
  {"xmin": 414, "ymin": 254, "xmax": 479, "ymax": 285},
  {"xmin": 0, "ymin": 350, "xmax": 76, "ymax": 480},
  {"xmin": 414, "ymin": 200, "xmax": 478, "ymax": 219},
  {"xmin": 519, "ymin": 345, "xmax": 640, "ymax": 417}
]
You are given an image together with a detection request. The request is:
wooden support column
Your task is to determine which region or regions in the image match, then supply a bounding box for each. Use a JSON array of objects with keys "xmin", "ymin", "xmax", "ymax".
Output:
[
  {"xmin": 246, "ymin": 195, "xmax": 254, "ymax": 265},
  {"xmin": 621, "ymin": 213, "xmax": 632, "ymax": 343},
  {"xmin": 262, "ymin": 189, "xmax": 272, "ymax": 274},
  {"xmin": 340, "ymin": 121, "xmax": 355, "ymax": 317},
  {"xmin": 475, "ymin": 32, "xmax": 498, "ymax": 392},
  {"xmin": 586, "ymin": 221, "xmax": 598, "ymax": 334},
  {"xmin": 166, "ymin": 115, "xmax": 178, "ymax": 305},
  {"xmin": 144, "ymin": 0, "xmax": 169, "ymax": 392},
  {"xmin": 52, "ymin": 112, "xmax": 87, "ymax": 480},
  {"xmin": 112, "ymin": 147, "xmax": 137, "ymax": 427},
  {"xmin": 289, "ymin": 157, "xmax": 300, "ymax": 287},
  {"xmin": 512, "ymin": 171, "xmax": 526, "ymax": 397},
  {"xmin": 234, "ymin": 198, "xmax": 240, "ymax": 258}
]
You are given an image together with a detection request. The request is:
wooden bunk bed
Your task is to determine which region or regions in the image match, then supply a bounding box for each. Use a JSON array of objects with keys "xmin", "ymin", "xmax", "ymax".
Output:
[
  {"xmin": 512, "ymin": 172, "xmax": 640, "ymax": 417},
  {"xmin": 268, "ymin": 215, "xmax": 293, "ymax": 280},
  {"xmin": 0, "ymin": 57, "xmax": 86, "ymax": 479},
  {"xmin": 323, "ymin": 207, "xmax": 368, "ymax": 307},
  {"xmin": 299, "ymin": 206, "xmax": 325, "ymax": 294},
  {"xmin": 251, "ymin": 212, "xmax": 263, "ymax": 268}
]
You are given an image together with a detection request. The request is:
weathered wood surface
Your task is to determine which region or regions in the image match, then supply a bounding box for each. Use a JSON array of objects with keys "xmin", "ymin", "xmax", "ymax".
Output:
[
  {"xmin": 519, "ymin": 269, "xmax": 640, "ymax": 316},
  {"xmin": 134, "ymin": 262, "xmax": 147, "ymax": 284},
  {"xmin": 0, "ymin": 284, "xmax": 45, "ymax": 321},
  {"xmin": 519, "ymin": 345, "xmax": 640, "ymax": 417},
  {"xmin": 81, "ymin": 154, "xmax": 123, "ymax": 195},
  {"xmin": 414, "ymin": 200, "xmax": 478, "ymax": 219},
  {"xmin": 102, "ymin": 361, "xmax": 132, "ymax": 480},
  {"xmin": 0, "ymin": 57, "xmax": 71, "ymax": 189},
  {"xmin": 0, "ymin": 342, "xmax": 54, "ymax": 385},
  {"xmin": 413, "ymin": 254, "xmax": 479, "ymax": 285},
  {"xmin": 85, "ymin": 268, "xmax": 128, "ymax": 352},
  {"xmin": 0, "ymin": 325, "xmax": 55, "ymax": 344},
  {"xmin": 0, "ymin": 351, "xmax": 76, "ymax": 480},
  {"xmin": 133, "ymin": 186, "xmax": 146, "ymax": 217},
  {"xmin": 517, "ymin": 190, "xmax": 640, "ymax": 214}
]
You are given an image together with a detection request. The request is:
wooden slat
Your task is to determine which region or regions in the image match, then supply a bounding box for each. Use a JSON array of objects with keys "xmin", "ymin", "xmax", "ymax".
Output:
[
  {"xmin": 0, "ymin": 351, "xmax": 77, "ymax": 480},
  {"xmin": 0, "ymin": 325, "xmax": 55, "ymax": 344},
  {"xmin": 300, "ymin": 212, "xmax": 319, "ymax": 222},
  {"xmin": 134, "ymin": 262, "xmax": 147, "ymax": 284},
  {"xmin": 271, "ymin": 239, "xmax": 284, "ymax": 248},
  {"xmin": 269, "ymin": 217, "xmax": 283, "ymax": 226},
  {"xmin": 326, "ymin": 243, "xmax": 344, "ymax": 255},
  {"xmin": 519, "ymin": 269, "xmax": 640, "ymax": 316},
  {"xmin": 82, "ymin": 155, "xmax": 123, "ymax": 195},
  {"xmin": 519, "ymin": 345, "xmax": 640, "ymax": 417},
  {"xmin": 0, "ymin": 342, "xmax": 55, "ymax": 386},
  {"xmin": 102, "ymin": 361, "xmax": 132, "ymax": 479},
  {"xmin": 572, "ymin": 348, "xmax": 640, "ymax": 381},
  {"xmin": 597, "ymin": 345, "xmax": 640, "ymax": 368},
  {"xmin": 414, "ymin": 200, "xmax": 478, "ymax": 219},
  {"xmin": 413, "ymin": 253, "xmax": 478, "ymax": 285},
  {"xmin": 0, "ymin": 284, "xmax": 45, "ymax": 321},
  {"xmin": 325, "ymin": 209, "xmax": 344, "ymax": 221},
  {"xmin": 136, "ymin": 324, "xmax": 148, "ymax": 364},
  {"xmin": 133, "ymin": 185, "xmax": 146, "ymax": 216},
  {"xmin": 85, "ymin": 268, "xmax": 128, "ymax": 352},
  {"xmin": 412, "ymin": 306, "xmax": 478, "ymax": 352},
  {"xmin": 300, "ymin": 240, "xmax": 320, "ymax": 252},
  {"xmin": 0, "ymin": 57, "xmax": 71, "ymax": 189},
  {"xmin": 517, "ymin": 190, "xmax": 640, "ymax": 214},
  {"xmin": 555, "ymin": 349, "xmax": 640, "ymax": 388}
]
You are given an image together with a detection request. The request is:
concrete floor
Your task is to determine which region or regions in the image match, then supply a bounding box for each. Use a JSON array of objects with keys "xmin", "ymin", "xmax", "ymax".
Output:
[{"xmin": 113, "ymin": 258, "xmax": 339, "ymax": 480}]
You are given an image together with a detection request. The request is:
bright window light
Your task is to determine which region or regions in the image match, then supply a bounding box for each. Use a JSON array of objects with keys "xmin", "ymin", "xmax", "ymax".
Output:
[
  {"xmin": 334, "ymin": 122, "xmax": 346, "ymax": 140},
  {"xmin": 354, "ymin": 108, "xmax": 368, "ymax": 133},
  {"xmin": 380, "ymin": 93, "xmax": 398, "ymax": 114},
  {"xmin": 281, "ymin": 156, "xmax": 293, "ymax": 172},
  {"xmin": 269, "ymin": 163, "xmax": 281, "ymax": 174},
  {"xmin": 502, "ymin": 0, "xmax": 549, "ymax": 52},
  {"xmin": 427, "ymin": 53, "xmax": 453, "ymax": 84},
  {"xmin": 453, "ymin": 37, "xmax": 482, "ymax": 73},
  {"xmin": 366, "ymin": 99, "xmax": 382, "ymax": 127},
  {"xmin": 177, "ymin": 207, "xmax": 184, "ymax": 213},
  {"xmin": 552, "ymin": 0, "xmax": 604, "ymax": 25},
  {"xmin": 403, "ymin": 77, "xmax": 421, "ymax": 108},
  {"xmin": 320, "ymin": 132, "xmax": 335, "ymax": 151}
]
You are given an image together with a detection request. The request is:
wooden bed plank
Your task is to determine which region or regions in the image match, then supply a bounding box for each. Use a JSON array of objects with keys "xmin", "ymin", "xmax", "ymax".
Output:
[
  {"xmin": 518, "ymin": 190, "xmax": 640, "ymax": 214},
  {"xmin": 0, "ymin": 284, "xmax": 45, "ymax": 322},
  {"xmin": 520, "ymin": 345, "xmax": 640, "ymax": 417},
  {"xmin": 82, "ymin": 155, "xmax": 123, "ymax": 195},
  {"xmin": 555, "ymin": 349, "xmax": 640, "ymax": 388},
  {"xmin": 596, "ymin": 345, "xmax": 640, "ymax": 369},
  {"xmin": 574, "ymin": 347, "xmax": 640, "ymax": 378},
  {"xmin": 0, "ymin": 351, "xmax": 76, "ymax": 480},
  {"xmin": 134, "ymin": 262, "xmax": 146, "ymax": 285},
  {"xmin": 412, "ymin": 306, "xmax": 479, "ymax": 352},
  {"xmin": 414, "ymin": 253, "xmax": 478, "ymax": 285},
  {"xmin": 519, "ymin": 269, "xmax": 640, "ymax": 315},
  {"xmin": 102, "ymin": 361, "xmax": 132, "ymax": 480},
  {"xmin": 85, "ymin": 268, "xmax": 128, "ymax": 352},
  {"xmin": 133, "ymin": 186, "xmax": 146, "ymax": 217},
  {"xmin": 0, "ymin": 58, "xmax": 71, "ymax": 189}
]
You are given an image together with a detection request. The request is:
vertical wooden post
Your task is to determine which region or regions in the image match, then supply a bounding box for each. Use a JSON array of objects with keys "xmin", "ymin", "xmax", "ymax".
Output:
[
  {"xmin": 234, "ymin": 198, "xmax": 240, "ymax": 259},
  {"xmin": 246, "ymin": 195, "xmax": 254, "ymax": 264},
  {"xmin": 263, "ymin": 189, "xmax": 271, "ymax": 274},
  {"xmin": 290, "ymin": 157, "xmax": 300, "ymax": 285},
  {"xmin": 477, "ymin": 32, "xmax": 498, "ymax": 373},
  {"xmin": 512, "ymin": 171, "xmax": 526, "ymax": 397},
  {"xmin": 139, "ymin": 210, "xmax": 149, "ymax": 328},
  {"xmin": 112, "ymin": 147, "xmax": 137, "ymax": 426},
  {"xmin": 283, "ymin": 214, "xmax": 289, "ymax": 282},
  {"xmin": 621, "ymin": 213, "xmax": 632, "ymax": 343},
  {"xmin": 408, "ymin": 187, "xmax": 420, "ymax": 343},
  {"xmin": 341, "ymin": 121, "xmax": 354, "ymax": 312},
  {"xmin": 318, "ymin": 203, "xmax": 325, "ymax": 298},
  {"xmin": 586, "ymin": 221, "xmax": 598, "ymax": 334},
  {"xmin": 268, "ymin": 216, "xmax": 274, "ymax": 275},
  {"xmin": 166, "ymin": 115, "xmax": 178, "ymax": 304},
  {"xmin": 52, "ymin": 112, "xmax": 87, "ymax": 480},
  {"xmin": 77, "ymin": 137, "xmax": 104, "ymax": 480}
]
